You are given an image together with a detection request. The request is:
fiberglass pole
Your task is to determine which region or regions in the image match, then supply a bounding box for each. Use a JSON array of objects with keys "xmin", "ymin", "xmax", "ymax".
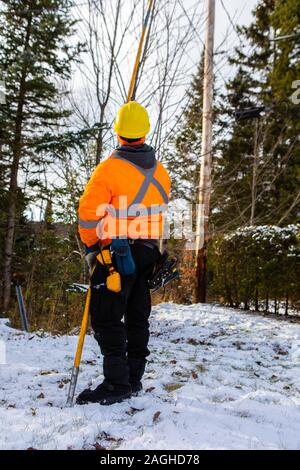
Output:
[{"xmin": 126, "ymin": 0, "xmax": 155, "ymax": 102}]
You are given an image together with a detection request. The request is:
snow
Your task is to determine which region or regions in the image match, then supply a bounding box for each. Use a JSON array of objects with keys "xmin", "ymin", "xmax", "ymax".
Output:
[
  {"xmin": 0, "ymin": 303, "xmax": 300, "ymax": 450},
  {"xmin": 224, "ymin": 224, "xmax": 299, "ymax": 242}
]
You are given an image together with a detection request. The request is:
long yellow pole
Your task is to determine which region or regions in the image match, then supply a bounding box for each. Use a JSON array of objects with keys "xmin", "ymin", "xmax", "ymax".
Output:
[
  {"xmin": 74, "ymin": 287, "xmax": 91, "ymax": 367},
  {"xmin": 66, "ymin": 287, "xmax": 91, "ymax": 407},
  {"xmin": 126, "ymin": 0, "xmax": 155, "ymax": 102}
]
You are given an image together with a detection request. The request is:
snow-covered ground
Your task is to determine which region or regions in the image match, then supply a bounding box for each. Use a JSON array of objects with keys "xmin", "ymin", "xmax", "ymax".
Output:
[{"xmin": 0, "ymin": 303, "xmax": 300, "ymax": 450}]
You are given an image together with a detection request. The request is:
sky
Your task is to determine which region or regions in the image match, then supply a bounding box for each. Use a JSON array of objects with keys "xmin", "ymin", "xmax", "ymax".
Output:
[
  {"xmin": 212, "ymin": 0, "xmax": 258, "ymax": 87},
  {"xmin": 70, "ymin": 0, "xmax": 259, "ymax": 140},
  {"xmin": 31, "ymin": 0, "xmax": 260, "ymax": 220},
  {"xmin": 215, "ymin": 0, "xmax": 258, "ymax": 46}
]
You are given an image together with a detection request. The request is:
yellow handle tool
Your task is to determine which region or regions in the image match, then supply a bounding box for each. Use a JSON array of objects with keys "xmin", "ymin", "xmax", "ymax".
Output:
[
  {"xmin": 97, "ymin": 251, "xmax": 121, "ymax": 293},
  {"xmin": 127, "ymin": 0, "xmax": 155, "ymax": 102},
  {"xmin": 66, "ymin": 286, "xmax": 91, "ymax": 407}
]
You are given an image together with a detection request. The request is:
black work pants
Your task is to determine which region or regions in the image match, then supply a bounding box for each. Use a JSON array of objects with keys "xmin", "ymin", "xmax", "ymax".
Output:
[{"xmin": 89, "ymin": 243, "xmax": 159, "ymax": 385}]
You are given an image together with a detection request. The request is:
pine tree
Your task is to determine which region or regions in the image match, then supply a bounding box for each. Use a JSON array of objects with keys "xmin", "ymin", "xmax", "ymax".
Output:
[
  {"xmin": 212, "ymin": 0, "xmax": 300, "ymax": 231},
  {"xmin": 268, "ymin": 0, "xmax": 300, "ymax": 224},
  {"xmin": 0, "ymin": 0, "xmax": 81, "ymax": 312}
]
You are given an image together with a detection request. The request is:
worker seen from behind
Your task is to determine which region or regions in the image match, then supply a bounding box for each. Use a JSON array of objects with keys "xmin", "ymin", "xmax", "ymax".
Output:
[{"xmin": 77, "ymin": 101, "xmax": 171, "ymax": 405}]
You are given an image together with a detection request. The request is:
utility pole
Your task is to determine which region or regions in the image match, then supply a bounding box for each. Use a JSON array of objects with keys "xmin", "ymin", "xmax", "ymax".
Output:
[{"xmin": 195, "ymin": 0, "xmax": 215, "ymax": 303}]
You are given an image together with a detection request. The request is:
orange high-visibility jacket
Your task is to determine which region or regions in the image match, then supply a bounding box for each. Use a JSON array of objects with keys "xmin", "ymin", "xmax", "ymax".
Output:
[{"xmin": 78, "ymin": 145, "xmax": 171, "ymax": 247}]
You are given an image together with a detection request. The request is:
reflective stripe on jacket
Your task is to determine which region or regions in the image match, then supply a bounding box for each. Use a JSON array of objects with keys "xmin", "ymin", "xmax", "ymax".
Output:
[{"xmin": 78, "ymin": 144, "xmax": 171, "ymax": 247}]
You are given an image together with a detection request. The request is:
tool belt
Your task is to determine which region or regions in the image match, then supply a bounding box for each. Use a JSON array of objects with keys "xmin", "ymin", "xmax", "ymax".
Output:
[
  {"xmin": 148, "ymin": 250, "xmax": 179, "ymax": 292},
  {"xmin": 96, "ymin": 239, "xmax": 169, "ymax": 294},
  {"xmin": 128, "ymin": 238, "xmax": 159, "ymax": 251},
  {"xmin": 111, "ymin": 238, "xmax": 136, "ymax": 276},
  {"xmin": 96, "ymin": 238, "xmax": 137, "ymax": 293}
]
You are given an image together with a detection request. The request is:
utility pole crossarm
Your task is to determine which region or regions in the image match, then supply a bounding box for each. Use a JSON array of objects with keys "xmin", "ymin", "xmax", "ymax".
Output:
[{"xmin": 270, "ymin": 32, "xmax": 300, "ymax": 42}]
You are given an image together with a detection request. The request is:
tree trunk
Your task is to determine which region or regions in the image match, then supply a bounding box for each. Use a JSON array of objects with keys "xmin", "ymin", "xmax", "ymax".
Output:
[
  {"xmin": 2, "ymin": 15, "xmax": 32, "ymax": 312},
  {"xmin": 255, "ymin": 287, "xmax": 259, "ymax": 311},
  {"xmin": 233, "ymin": 266, "xmax": 239, "ymax": 308},
  {"xmin": 95, "ymin": 117, "xmax": 104, "ymax": 165},
  {"xmin": 265, "ymin": 292, "xmax": 269, "ymax": 313},
  {"xmin": 285, "ymin": 295, "xmax": 289, "ymax": 316},
  {"xmin": 224, "ymin": 269, "xmax": 233, "ymax": 307}
]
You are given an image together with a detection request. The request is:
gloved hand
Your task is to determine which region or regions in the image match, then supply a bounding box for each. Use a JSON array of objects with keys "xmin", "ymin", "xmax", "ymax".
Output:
[{"xmin": 85, "ymin": 244, "xmax": 99, "ymax": 274}]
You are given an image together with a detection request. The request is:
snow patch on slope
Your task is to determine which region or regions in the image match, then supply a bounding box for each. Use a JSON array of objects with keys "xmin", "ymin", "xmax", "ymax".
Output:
[{"xmin": 0, "ymin": 304, "xmax": 300, "ymax": 450}]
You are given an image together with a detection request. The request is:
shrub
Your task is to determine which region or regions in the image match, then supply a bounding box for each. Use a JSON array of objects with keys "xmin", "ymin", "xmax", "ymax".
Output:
[{"xmin": 209, "ymin": 225, "xmax": 300, "ymax": 314}]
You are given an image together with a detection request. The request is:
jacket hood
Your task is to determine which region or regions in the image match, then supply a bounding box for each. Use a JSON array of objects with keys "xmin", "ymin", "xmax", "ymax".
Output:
[{"xmin": 114, "ymin": 144, "xmax": 156, "ymax": 169}]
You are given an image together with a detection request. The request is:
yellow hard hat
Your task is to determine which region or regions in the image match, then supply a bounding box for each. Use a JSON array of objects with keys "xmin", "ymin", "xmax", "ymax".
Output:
[{"xmin": 114, "ymin": 101, "xmax": 150, "ymax": 139}]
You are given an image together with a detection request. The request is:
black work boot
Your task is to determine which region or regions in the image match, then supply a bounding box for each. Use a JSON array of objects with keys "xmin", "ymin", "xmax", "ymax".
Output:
[
  {"xmin": 76, "ymin": 356, "xmax": 132, "ymax": 405},
  {"xmin": 76, "ymin": 381, "xmax": 131, "ymax": 405},
  {"xmin": 128, "ymin": 357, "xmax": 146, "ymax": 395},
  {"xmin": 131, "ymin": 381, "xmax": 143, "ymax": 394}
]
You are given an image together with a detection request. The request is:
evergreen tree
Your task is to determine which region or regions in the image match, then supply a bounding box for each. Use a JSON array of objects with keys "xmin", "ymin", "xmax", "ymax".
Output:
[
  {"xmin": 268, "ymin": 0, "xmax": 300, "ymax": 224},
  {"xmin": 0, "ymin": 0, "xmax": 81, "ymax": 311},
  {"xmin": 212, "ymin": 0, "xmax": 300, "ymax": 231}
]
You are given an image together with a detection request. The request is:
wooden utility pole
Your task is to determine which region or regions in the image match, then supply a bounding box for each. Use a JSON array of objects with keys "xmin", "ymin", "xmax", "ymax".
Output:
[{"xmin": 195, "ymin": 0, "xmax": 215, "ymax": 303}]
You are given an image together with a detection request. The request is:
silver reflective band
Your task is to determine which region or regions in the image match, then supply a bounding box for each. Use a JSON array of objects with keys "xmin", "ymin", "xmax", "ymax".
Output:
[
  {"xmin": 128, "ymin": 204, "xmax": 168, "ymax": 216},
  {"xmin": 78, "ymin": 218, "xmax": 100, "ymax": 229},
  {"xmin": 78, "ymin": 203, "xmax": 167, "ymax": 228},
  {"xmin": 106, "ymin": 204, "xmax": 167, "ymax": 218}
]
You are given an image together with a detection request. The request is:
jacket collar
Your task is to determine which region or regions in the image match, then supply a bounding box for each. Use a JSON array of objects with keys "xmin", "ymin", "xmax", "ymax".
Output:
[{"xmin": 114, "ymin": 144, "xmax": 156, "ymax": 169}]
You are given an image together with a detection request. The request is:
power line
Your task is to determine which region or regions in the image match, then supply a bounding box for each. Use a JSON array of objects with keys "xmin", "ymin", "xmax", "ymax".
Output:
[{"xmin": 271, "ymin": 32, "xmax": 300, "ymax": 42}]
